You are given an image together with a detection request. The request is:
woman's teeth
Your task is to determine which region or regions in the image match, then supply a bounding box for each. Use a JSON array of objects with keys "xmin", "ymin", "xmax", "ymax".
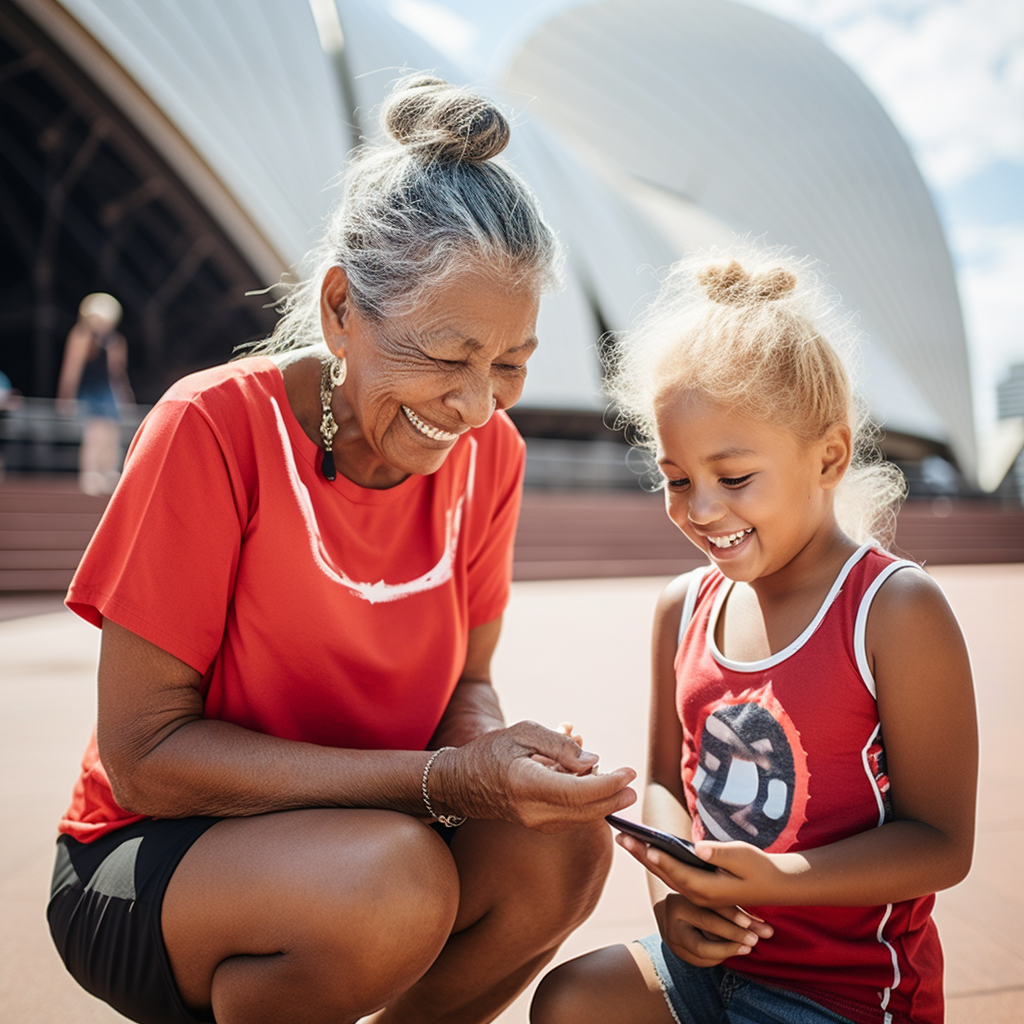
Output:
[
  {"xmin": 402, "ymin": 406, "xmax": 459, "ymax": 442},
  {"xmin": 708, "ymin": 528, "xmax": 753, "ymax": 549}
]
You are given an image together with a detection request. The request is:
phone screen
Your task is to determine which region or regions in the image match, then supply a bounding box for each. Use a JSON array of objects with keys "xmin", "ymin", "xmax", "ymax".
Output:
[{"xmin": 606, "ymin": 814, "xmax": 717, "ymax": 872}]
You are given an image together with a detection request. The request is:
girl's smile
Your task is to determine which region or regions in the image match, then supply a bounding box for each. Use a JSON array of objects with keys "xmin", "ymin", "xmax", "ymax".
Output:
[{"xmin": 654, "ymin": 391, "xmax": 849, "ymax": 584}]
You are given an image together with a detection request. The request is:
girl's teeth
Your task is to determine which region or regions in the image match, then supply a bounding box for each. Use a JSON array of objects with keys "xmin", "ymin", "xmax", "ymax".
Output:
[
  {"xmin": 708, "ymin": 529, "xmax": 752, "ymax": 549},
  {"xmin": 402, "ymin": 406, "xmax": 458, "ymax": 442}
]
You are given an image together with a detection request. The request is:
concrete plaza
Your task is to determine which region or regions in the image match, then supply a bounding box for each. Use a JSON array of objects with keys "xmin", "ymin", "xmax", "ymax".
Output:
[{"xmin": 1, "ymin": 563, "xmax": 1021, "ymax": 1022}]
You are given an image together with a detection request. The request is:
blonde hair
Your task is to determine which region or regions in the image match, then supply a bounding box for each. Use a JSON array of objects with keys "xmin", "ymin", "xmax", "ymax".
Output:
[
  {"xmin": 607, "ymin": 246, "xmax": 906, "ymax": 547},
  {"xmin": 253, "ymin": 74, "xmax": 562, "ymax": 354},
  {"xmin": 78, "ymin": 292, "xmax": 122, "ymax": 327}
]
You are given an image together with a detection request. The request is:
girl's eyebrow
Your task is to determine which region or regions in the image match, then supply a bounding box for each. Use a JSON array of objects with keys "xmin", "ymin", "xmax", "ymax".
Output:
[
  {"xmin": 705, "ymin": 447, "xmax": 756, "ymax": 463},
  {"xmin": 657, "ymin": 446, "xmax": 755, "ymax": 469}
]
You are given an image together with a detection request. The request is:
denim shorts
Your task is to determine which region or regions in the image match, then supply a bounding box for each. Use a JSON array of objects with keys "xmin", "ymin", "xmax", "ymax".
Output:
[{"xmin": 637, "ymin": 935, "xmax": 857, "ymax": 1024}]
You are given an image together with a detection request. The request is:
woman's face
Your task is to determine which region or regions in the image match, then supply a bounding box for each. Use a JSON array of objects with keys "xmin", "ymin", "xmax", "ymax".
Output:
[{"xmin": 321, "ymin": 266, "xmax": 540, "ymax": 487}]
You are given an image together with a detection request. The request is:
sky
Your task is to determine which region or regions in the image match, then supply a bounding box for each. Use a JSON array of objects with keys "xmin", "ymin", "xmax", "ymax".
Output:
[{"xmin": 387, "ymin": 0, "xmax": 1024, "ymax": 436}]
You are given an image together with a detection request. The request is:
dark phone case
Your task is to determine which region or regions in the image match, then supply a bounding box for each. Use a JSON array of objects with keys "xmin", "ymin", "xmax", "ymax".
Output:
[{"xmin": 606, "ymin": 814, "xmax": 717, "ymax": 871}]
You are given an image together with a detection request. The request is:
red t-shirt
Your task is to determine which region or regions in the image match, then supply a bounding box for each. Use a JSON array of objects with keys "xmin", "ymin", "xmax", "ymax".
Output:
[
  {"xmin": 61, "ymin": 358, "xmax": 525, "ymax": 842},
  {"xmin": 677, "ymin": 545, "xmax": 944, "ymax": 1024}
]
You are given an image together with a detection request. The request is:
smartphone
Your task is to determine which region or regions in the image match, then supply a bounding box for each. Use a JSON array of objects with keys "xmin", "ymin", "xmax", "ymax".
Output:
[{"xmin": 606, "ymin": 814, "xmax": 717, "ymax": 872}]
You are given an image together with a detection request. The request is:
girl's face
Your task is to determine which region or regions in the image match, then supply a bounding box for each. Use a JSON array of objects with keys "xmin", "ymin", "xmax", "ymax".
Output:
[
  {"xmin": 321, "ymin": 266, "xmax": 540, "ymax": 488},
  {"xmin": 654, "ymin": 391, "xmax": 849, "ymax": 583}
]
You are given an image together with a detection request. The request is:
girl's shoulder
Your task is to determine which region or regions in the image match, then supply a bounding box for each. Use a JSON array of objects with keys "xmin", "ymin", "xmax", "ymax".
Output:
[
  {"xmin": 867, "ymin": 557, "xmax": 955, "ymax": 631},
  {"xmin": 654, "ymin": 564, "xmax": 718, "ymax": 646}
]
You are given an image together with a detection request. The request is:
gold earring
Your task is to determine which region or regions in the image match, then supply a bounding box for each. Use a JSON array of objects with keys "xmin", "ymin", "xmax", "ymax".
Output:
[{"xmin": 319, "ymin": 355, "xmax": 347, "ymax": 481}]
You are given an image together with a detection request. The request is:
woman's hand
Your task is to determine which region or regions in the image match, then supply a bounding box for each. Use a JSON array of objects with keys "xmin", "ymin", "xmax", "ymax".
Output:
[
  {"xmin": 431, "ymin": 720, "xmax": 637, "ymax": 832},
  {"xmin": 654, "ymin": 891, "xmax": 772, "ymax": 967}
]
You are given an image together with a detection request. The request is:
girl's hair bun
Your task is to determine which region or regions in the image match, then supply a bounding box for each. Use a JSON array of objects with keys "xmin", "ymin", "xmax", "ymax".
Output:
[
  {"xmin": 382, "ymin": 74, "xmax": 510, "ymax": 164},
  {"xmin": 698, "ymin": 260, "xmax": 796, "ymax": 305}
]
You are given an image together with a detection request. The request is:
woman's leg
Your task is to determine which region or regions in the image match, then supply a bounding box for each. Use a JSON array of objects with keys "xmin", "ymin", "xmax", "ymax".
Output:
[
  {"xmin": 161, "ymin": 808, "xmax": 459, "ymax": 1024},
  {"xmin": 531, "ymin": 943, "xmax": 674, "ymax": 1024},
  {"xmin": 369, "ymin": 817, "xmax": 614, "ymax": 1024}
]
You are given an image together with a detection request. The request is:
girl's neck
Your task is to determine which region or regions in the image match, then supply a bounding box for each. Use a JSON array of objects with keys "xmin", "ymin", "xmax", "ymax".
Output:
[{"xmin": 718, "ymin": 525, "xmax": 859, "ymax": 661}]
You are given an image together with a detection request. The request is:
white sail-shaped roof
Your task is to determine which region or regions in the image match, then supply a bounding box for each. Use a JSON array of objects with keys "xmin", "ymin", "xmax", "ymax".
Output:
[
  {"xmin": 331, "ymin": 0, "xmax": 676, "ymax": 410},
  {"xmin": 501, "ymin": 0, "xmax": 976, "ymax": 476},
  {"xmin": 50, "ymin": 0, "xmax": 348, "ymax": 271},
  {"xmin": 41, "ymin": 0, "xmax": 974, "ymax": 471}
]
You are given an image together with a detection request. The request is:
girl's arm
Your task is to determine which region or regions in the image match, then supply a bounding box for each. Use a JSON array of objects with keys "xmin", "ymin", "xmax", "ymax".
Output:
[
  {"xmin": 97, "ymin": 617, "xmax": 635, "ymax": 832},
  {"xmin": 628, "ymin": 568, "xmax": 977, "ymax": 909},
  {"xmin": 636, "ymin": 573, "xmax": 773, "ymax": 965}
]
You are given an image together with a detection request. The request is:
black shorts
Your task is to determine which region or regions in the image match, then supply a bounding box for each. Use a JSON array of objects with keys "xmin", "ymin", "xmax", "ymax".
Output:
[{"xmin": 47, "ymin": 816, "xmax": 221, "ymax": 1024}]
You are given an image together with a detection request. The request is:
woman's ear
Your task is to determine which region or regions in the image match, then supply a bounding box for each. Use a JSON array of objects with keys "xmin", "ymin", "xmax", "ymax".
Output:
[
  {"xmin": 319, "ymin": 266, "xmax": 350, "ymax": 358},
  {"xmin": 819, "ymin": 423, "xmax": 852, "ymax": 490}
]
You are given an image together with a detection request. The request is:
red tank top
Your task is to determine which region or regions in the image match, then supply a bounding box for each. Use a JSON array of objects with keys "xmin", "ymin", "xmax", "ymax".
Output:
[{"xmin": 676, "ymin": 544, "xmax": 943, "ymax": 1024}]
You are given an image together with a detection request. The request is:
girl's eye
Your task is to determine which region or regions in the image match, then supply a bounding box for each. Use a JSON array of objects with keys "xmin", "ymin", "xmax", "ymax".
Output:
[
  {"xmin": 665, "ymin": 476, "xmax": 690, "ymax": 489},
  {"xmin": 721, "ymin": 474, "xmax": 753, "ymax": 487}
]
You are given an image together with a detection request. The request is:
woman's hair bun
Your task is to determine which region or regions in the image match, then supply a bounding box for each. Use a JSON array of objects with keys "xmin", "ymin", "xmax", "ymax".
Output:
[
  {"xmin": 698, "ymin": 260, "xmax": 797, "ymax": 305},
  {"xmin": 382, "ymin": 74, "xmax": 510, "ymax": 164}
]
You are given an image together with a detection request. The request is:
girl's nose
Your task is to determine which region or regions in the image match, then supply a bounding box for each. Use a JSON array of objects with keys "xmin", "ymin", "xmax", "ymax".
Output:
[{"xmin": 687, "ymin": 491, "xmax": 725, "ymax": 527}]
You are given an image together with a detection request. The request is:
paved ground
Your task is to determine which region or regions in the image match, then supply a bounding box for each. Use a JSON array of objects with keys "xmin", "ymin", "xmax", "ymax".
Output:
[{"xmin": 1, "ymin": 564, "xmax": 1021, "ymax": 1022}]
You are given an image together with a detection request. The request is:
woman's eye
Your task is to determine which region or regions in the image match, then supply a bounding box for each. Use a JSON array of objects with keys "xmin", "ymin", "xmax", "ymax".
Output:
[
  {"xmin": 721, "ymin": 474, "xmax": 753, "ymax": 487},
  {"xmin": 665, "ymin": 476, "xmax": 690, "ymax": 489}
]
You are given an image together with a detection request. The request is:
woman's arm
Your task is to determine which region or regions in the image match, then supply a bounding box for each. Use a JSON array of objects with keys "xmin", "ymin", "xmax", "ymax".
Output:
[
  {"xmin": 626, "ymin": 569, "xmax": 978, "ymax": 910},
  {"xmin": 429, "ymin": 617, "xmax": 506, "ymax": 748},
  {"xmin": 98, "ymin": 617, "xmax": 636, "ymax": 831}
]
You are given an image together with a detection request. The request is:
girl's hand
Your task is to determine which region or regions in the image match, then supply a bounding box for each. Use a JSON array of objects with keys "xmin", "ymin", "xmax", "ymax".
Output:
[
  {"xmin": 432, "ymin": 720, "xmax": 637, "ymax": 832},
  {"xmin": 617, "ymin": 833, "xmax": 800, "ymax": 907},
  {"xmin": 654, "ymin": 891, "xmax": 773, "ymax": 967}
]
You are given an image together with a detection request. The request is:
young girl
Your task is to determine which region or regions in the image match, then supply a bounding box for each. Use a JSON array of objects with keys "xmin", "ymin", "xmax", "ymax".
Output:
[{"xmin": 531, "ymin": 250, "xmax": 977, "ymax": 1024}]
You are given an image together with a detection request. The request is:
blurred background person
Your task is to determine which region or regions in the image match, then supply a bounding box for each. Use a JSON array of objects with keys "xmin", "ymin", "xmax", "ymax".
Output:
[{"xmin": 57, "ymin": 292, "xmax": 134, "ymax": 496}]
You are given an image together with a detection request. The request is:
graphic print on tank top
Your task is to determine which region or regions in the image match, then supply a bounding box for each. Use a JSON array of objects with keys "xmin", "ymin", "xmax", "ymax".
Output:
[{"xmin": 691, "ymin": 680, "xmax": 810, "ymax": 851}]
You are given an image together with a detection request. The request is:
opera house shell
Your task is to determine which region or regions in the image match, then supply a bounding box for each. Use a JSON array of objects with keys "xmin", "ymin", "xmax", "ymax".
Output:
[{"xmin": 1, "ymin": 0, "xmax": 975, "ymax": 482}]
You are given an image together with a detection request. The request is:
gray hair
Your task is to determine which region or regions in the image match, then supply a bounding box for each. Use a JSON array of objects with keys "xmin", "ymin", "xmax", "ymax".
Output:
[{"xmin": 256, "ymin": 74, "xmax": 563, "ymax": 353}]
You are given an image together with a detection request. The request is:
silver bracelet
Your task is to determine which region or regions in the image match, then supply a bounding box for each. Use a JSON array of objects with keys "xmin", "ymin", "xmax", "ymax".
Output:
[{"xmin": 421, "ymin": 747, "xmax": 466, "ymax": 827}]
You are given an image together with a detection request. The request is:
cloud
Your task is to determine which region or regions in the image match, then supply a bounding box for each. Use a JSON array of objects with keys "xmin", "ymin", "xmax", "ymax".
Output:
[
  {"xmin": 753, "ymin": 0, "xmax": 1024, "ymax": 188},
  {"xmin": 387, "ymin": 0, "xmax": 480, "ymax": 68}
]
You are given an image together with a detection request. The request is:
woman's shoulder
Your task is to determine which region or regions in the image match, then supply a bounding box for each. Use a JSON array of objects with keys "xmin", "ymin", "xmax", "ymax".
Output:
[{"xmin": 159, "ymin": 357, "xmax": 279, "ymax": 408}]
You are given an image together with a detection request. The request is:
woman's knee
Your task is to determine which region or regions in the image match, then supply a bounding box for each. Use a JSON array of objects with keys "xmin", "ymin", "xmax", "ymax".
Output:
[
  {"xmin": 529, "ymin": 818, "xmax": 614, "ymax": 930},
  {"xmin": 164, "ymin": 810, "xmax": 460, "ymax": 1013}
]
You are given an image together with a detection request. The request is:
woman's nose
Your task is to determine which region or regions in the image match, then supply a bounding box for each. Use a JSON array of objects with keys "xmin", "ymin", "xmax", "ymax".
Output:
[{"xmin": 445, "ymin": 374, "xmax": 496, "ymax": 428}]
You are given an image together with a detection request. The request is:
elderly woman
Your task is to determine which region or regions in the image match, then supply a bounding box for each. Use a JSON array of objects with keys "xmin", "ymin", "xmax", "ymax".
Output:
[{"xmin": 47, "ymin": 76, "xmax": 636, "ymax": 1024}]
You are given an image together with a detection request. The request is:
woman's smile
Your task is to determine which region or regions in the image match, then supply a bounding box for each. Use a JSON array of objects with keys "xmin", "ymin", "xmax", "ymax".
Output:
[{"xmin": 401, "ymin": 405, "xmax": 462, "ymax": 443}]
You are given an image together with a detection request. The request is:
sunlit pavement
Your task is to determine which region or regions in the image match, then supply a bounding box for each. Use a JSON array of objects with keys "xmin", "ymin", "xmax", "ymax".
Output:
[{"xmin": 2, "ymin": 565, "xmax": 1021, "ymax": 1023}]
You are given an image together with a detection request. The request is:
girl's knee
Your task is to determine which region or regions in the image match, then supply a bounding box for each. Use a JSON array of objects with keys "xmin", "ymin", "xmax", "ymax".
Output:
[
  {"xmin": 532, "ymin": 945, "xmax": 659, "ymax": 1024},
  {"xmin": 531, "ymin": 952, "xmax": 611, "ymax": 1024}
]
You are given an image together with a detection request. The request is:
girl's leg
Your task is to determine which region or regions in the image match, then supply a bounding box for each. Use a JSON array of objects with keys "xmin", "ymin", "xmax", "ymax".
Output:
[
  {"xmin": 530, "ymin": 943, "xmax": 675, "ymax": 1024},
  {"xmin": 161, "ymin": 808, "xmax": 459, "ymax": 1024},
  {"xmin": 369, "ymin": 816, "xmax": 614, "ymax": 1024}
]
